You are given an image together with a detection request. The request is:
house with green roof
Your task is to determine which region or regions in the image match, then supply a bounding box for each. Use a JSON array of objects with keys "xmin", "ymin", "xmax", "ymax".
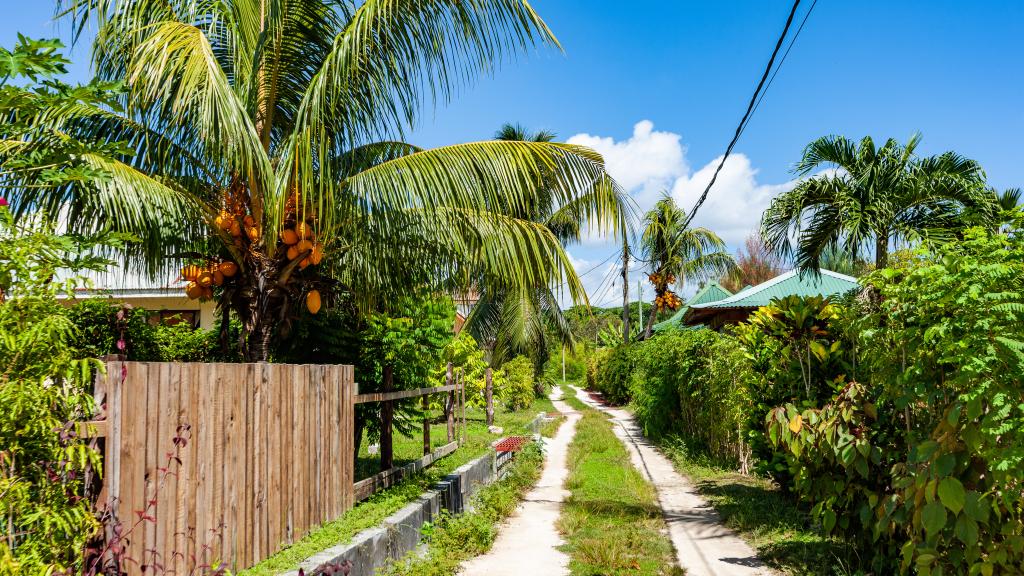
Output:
[
  {"xmin": 652, "ymin": 281, "xmax": 732, "ymax": 332},
  {"xmin": 683, "ymin": 269, "xmax": 860, "ymax": 330}
]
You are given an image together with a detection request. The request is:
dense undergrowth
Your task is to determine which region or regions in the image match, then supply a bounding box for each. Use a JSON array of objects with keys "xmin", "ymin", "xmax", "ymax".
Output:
[{"xmin": 587, "ymin": 218, "xmax": 1024, "ymax": 574}]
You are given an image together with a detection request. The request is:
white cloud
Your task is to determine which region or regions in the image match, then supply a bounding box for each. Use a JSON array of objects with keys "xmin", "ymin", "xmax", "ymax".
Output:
[
  {"xmin": 568, "ymin": 120, "xmax": 688, "ymax": 212},
  {"xmin": 671, "ymin": 154, "xmax": 796, "ymax": 246},
  {"xmin": 567, "ymin": 120, "xmax": 794, "ymax": 249}
]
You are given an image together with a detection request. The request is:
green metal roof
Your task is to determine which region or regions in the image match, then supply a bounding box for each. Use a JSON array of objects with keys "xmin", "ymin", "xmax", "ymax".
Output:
[
  {"xmin": 652, "ymin": 281, "xmax": 733, "ymax": 332},
  {"xmin": 688, "ymin": 269, "xmax": 859, "ymax": 311}
]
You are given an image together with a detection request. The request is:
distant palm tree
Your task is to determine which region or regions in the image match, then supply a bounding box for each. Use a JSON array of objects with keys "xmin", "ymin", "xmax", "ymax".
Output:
[
  {"xmin": 466, "ymin": 123, "xmax": 629, "ymax": 367},
  {"xmin": 761, "ymin": 134, "xmax": 993, "ymax": 272},
  {"xmin": 641, "ymin": 193, "xmax": 733, "ymax": 337},
  {"xmin": 16, "ymin": 1, "xmax": 623, "ymax": 361}
]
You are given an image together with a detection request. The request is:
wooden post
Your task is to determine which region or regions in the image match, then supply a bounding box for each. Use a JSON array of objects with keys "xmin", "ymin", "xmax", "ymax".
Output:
[
  {"xmin": 380, "ymin": 365, "xmax": 394, "ymax": 472},
  {"xmin": 421, "ymin": 393, "xmax": 430, "ymax": 456},
  {"xmin": 485, "ymin": 367, "xmax": 494, "ymax": 426},
  {"xmin": 445, "ymin": 363, "xmax": 455, "ymax": 442},
  {"xmin": 459, "ymin": 370, "xmax": 467, "ymax": 444}
]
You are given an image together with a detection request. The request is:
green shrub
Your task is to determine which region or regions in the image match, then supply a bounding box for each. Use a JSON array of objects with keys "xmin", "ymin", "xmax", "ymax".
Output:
[
  {"xmin": 497, "ymin": 355, "xmax": 534, "ymax": 411},
  {"xmin": 66, "ymin": 298, "xmax": 161, "ymax": 361},
  {"xmin": 588, "ymin": 344, "xmax": 634, "ymax": 405},
  {"xmin": 0, "ymin": 208, "xmax": 112, "ymax": 575},
  {"xmin": 153, "ymin": 322, "xmax": 217, "ymax": 361},
  {"xmin": 768, "ymin": 219, "xmax": 1024, "ymax": 574}
]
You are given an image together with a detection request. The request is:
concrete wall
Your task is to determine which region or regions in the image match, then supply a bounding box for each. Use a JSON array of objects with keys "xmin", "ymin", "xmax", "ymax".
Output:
[{"xmin": 284, "ymin": 451, "xmax": 498, "ymax": 576}]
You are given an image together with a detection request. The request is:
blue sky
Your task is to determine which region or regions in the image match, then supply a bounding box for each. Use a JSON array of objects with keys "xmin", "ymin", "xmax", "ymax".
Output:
[{"xmin": 5, "ymin": 1, "xmax": 1023, "ymax": 306}]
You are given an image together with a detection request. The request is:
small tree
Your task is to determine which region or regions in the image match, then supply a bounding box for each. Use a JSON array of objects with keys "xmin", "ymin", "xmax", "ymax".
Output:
[{"xmin": 720, "ymin": 232, "xmax": 784, "ymax": 292}]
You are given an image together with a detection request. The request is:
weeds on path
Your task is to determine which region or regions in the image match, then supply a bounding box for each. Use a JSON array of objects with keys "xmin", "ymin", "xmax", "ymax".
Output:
[{"xmin": 558, "ymin": 403, "xmax": 682, "ymax": 575}]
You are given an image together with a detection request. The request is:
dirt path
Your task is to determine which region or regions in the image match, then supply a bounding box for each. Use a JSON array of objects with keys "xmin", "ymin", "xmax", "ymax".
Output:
[
  {"xmin": 459, "ymin": 387, "xmax": 580, "ymax": 576},
  {"xmin": 570, "ymin": 386, "xmax": 777, "ymax": 576}
]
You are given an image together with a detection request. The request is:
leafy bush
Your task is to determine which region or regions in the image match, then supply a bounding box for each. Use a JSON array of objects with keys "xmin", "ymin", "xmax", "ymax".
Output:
[
  {"xmin": 497, "ymin": 355, "xmax": 534, "ymax": 411},
  {"xmin": 768, "ymin": 219, "xmax": 1024, "ymax": 573},
  {"xmin": 586, "ymin": 344, "xmax": 634, "ymax": 405},
  {"xmin": 66, "ymin": 298, "xmax": 160, "ymax": 361},
  {"xmin": 0, "ymin": 208, "xmax": 114, "ymax": 574}
]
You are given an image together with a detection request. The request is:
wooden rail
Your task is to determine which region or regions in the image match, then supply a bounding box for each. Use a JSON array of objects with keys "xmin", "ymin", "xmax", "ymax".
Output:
[
  {"xmin": 352, "ymin": 441, "xmax": 459, "ymax": 502},
  {"xmin": 354, "ymin": 384, "xmax": 457, "ymax": 404}
]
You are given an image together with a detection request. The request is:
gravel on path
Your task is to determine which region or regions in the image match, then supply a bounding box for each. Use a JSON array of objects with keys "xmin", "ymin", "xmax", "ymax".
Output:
[
  {"xmin": 459, "ymin": 387, "xmax": 580, "ymax": 576},
  {"xmin": 571, "ymin": 386, "xmax": 778, "ymax": 576}
]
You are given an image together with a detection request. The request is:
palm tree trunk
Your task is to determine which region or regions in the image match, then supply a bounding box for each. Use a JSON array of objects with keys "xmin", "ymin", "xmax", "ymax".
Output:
[
  {"xmin": 875, "ymin": 233, "xmax": 890, "ymax": 270},
  {"xmin": 642, "ymin": 300, "xmax": 659, "ymax": 338}
]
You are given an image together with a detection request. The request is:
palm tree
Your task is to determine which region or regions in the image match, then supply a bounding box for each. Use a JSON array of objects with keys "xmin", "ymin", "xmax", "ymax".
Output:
[
  {"xmin": 761, "ymin": 134, "xmax": 993, "ymax": 272},
  {"xmin": 640, "ymin": 193, "xmax": 733, "ymax": 338},
  {"xmin": 12, "ymin": 1, "xmax": 624, "ymax": 361},
  {"xmin": 465, "ymin": 123, "xmax": 629, "ymax": 368}
]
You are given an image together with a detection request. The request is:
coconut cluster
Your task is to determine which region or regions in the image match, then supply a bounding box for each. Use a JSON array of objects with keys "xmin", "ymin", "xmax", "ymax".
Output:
[
  {"xmin": 649, "ymin": 272, "xmax": 682, "ymax": 311},
  {"xmin": 186, "ymin": 192, "xmax": 326, "ymax": 314},
  {"xmin": 181, "ymin": 261, "xmax": 238, "ymax": 301}
]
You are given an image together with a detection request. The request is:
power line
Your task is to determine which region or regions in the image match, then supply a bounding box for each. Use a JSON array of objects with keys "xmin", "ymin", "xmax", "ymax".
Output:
[
  {"xmin": 682, "ymin": 0, "xmax": 805, "ymax": 230},
  {"xmin": 740, "ymin": 0, "xmax": 819, "ymax": 141}
]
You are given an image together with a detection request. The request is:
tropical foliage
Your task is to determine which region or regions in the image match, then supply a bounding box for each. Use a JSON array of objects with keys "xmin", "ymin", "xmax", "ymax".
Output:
[
  {"xmin": 590, "ymin": 212, "xmax": 1024, "ymax": 573},
  {"xmin": 4, "ymin": 1, "xmax": 625, "ymax": 360},
  {"xmin": 464, "ymin": 123, "xmax": 628, "ymax": 369},
  {"xmin": 761, "ymin": 134, "xmax": 994, "ymax": 272},
  {"xmin": 0, "ymin": 205, "xmax": 118, "ymax": 575},
  {"xmin": 640, "ymin": 193, "xmax": 733, "ymax": 336},
  {"xmin": 767, "ymin": 216, "xmax": 1024, "ymax": 574}
]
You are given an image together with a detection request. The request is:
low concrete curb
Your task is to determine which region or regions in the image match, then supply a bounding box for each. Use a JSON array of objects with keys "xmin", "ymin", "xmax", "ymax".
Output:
[{"xmin": 281, "ymin": 451, "xmax": 498, "ymax": 576}]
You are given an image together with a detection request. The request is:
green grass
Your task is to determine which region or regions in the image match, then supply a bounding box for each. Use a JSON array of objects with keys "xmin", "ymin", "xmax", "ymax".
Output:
[
  {"xmin": 239, "ymin": 396, "xmax": 554, "ymax": 576},
  {"xmin": 382, "ymin": 443, "xmax": 546, "ymax": 575},
  {"xmin": 557, "ymin": 402, "xmax": 682, "ymax": 575},
  {"xmin": 657, "ymin": 437, "xmax": 862, "ymax": 576}
]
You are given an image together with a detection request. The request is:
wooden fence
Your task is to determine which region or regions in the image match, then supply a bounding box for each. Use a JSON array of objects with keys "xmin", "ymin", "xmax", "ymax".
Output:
[{"xmin": 93, "ymin": 360, "xmax": 355, "ymax": 575}]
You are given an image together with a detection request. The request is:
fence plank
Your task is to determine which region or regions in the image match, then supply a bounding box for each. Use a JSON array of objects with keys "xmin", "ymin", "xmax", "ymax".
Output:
[{"xmin": 102, "ymin": 362, "xmax": 356, "ymax": 576}]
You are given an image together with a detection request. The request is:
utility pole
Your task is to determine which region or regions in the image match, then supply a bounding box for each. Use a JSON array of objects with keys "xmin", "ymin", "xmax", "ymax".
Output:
[
  {"xmin": 621, "ymin": 244, "xmax": 630, "ymax": 344},
  {"xmin": 638, "ymin": 280, "xmax": 644, "ymax": 332}
]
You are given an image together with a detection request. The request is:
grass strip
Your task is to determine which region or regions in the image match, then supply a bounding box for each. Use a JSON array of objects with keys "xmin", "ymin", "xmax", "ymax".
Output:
[
  {"xmin": 239, "ymin": 397, "xmax": 552, "ymax": 576},
  {"xmin": 558, "ymin": 405, "xmax": 682, "ymax": 575},
  {"xmin": 657, "ymin": 437, "xmax": 858, "ymax": 576},
  {"xmin": 382, "ymin": 443, "xmax": 546, "ymax": 576}
]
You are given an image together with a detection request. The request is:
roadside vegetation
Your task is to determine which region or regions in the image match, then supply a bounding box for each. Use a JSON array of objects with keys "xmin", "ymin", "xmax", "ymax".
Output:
[
  {"xmin": 557, "ymin": 390, "xmax": 681, "ymax": 576},
  {"xmin": 382, "ymin": 443, "xmax": 546, "ymax": 576},
  {"xmin": 586, "ymin": 194, "xmax": 1024, "ymax": 573}
]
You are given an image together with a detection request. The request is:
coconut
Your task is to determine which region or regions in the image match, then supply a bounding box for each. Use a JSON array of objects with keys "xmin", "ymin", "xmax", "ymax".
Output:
[
  {"xmin": 219, "ymin": 261, "xmax": 238, "ymax": 277},
  {"xmin": 280, "ymin": 228, "xmax": 299, "ymax": 245},
  {"xmin": 306, "ymin": 290, "xmax": 322, "ymax": 314},
  {"xmin": 185, "ymin": 282, "xmax": 203, "ymax": 300}
]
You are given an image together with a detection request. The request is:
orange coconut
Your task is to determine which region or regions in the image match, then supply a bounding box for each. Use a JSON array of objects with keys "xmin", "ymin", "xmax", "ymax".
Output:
[{"xmin": 306, "ymin": 290, "xmax": 322, "ymax": 314}]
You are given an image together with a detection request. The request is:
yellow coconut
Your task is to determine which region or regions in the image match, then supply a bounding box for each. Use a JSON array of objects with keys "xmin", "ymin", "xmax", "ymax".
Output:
[
  {"xmin": 185, "ymin": 282, "xmax": 203, "ymax": 300},
  {"xmin": 306, "ymin": 290, "xmax": 321, "ymax": 314},
  {"xmin": 280, "ymin": 228, "xmax": 299, "ymax": 245},
  {"xmin": 247, "ymin": 226, "xmax": 260, "ymax": 241},
  {"xmin": 295, "ymin": 222, "xmax": 312, "ymax": 239},
  {"xmin": 286, "ymin": 245, "xmax": 300, "ymax": 261},
  {"xmin": 219, "ymin": 261, "xmax": 238, "ymax": 277},
  {"xmin": 182, "ymin": 264, "xmax": 202, "ymax": 281},
  {"xmin": 197, "ymin": 271, "xmax": 214, "ymax": 287},
  {"xmin": 310, "ymin": 244, "xmax": 324, "ymax": 265}
]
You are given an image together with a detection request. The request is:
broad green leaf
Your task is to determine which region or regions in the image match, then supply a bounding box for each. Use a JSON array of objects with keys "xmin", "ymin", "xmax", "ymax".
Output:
[
  {"xmin": 922, "ymin": 501, "xmax": 948, "ymax": 536},
  {"xmin": 937, "ymin": 477, "xmax": 965, "ymax": 515}
]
